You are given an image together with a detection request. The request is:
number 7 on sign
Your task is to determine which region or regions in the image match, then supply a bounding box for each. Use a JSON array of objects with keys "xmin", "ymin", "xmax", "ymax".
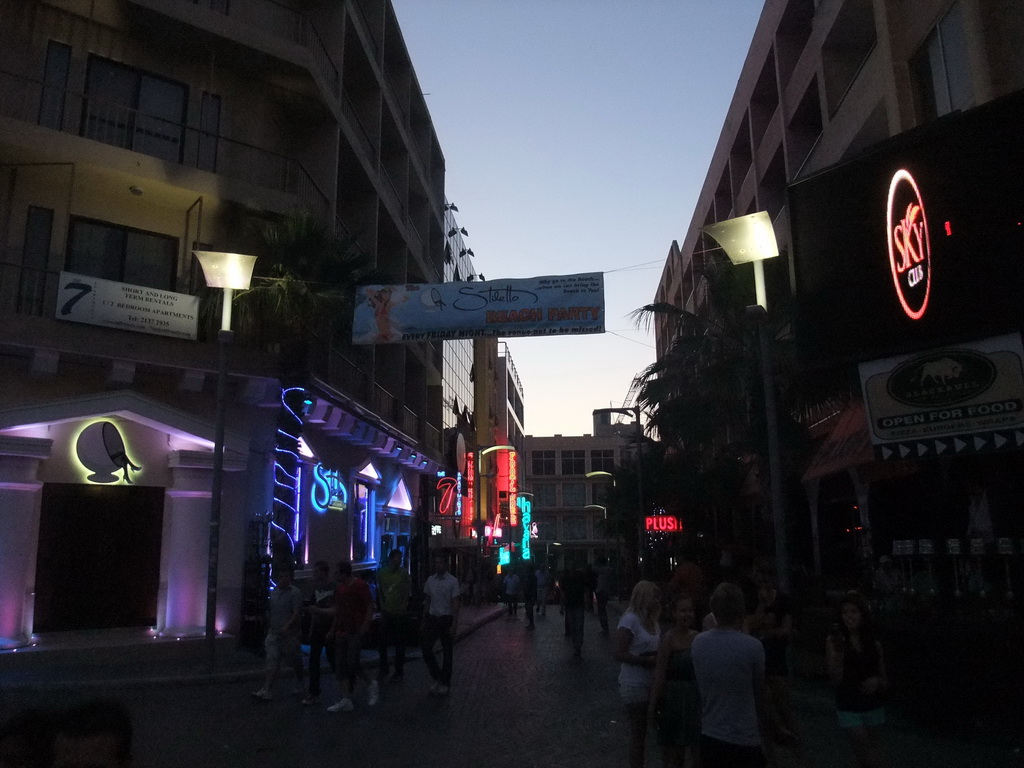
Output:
[{"xmin": 60, "ymin": 281, "xmax": 92, "ymax": 315}]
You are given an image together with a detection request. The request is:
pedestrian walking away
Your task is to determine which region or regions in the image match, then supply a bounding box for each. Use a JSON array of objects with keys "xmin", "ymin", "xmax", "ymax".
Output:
[
  {"xmin": 561, "ymin": 565, "xmax": 590, "ymax": 656},
  {"xmin": 377, "ymin": 548, "xmax": 412, "ymax": 682},
  {"xmin": 594, "ymin": 556, "xmax": 614, "ymax": 635},
  {"xmin": 252, "ymin": 565, "xmax": 304, "ymax": 702},
  {"xmin": 326, "ymin": 560, "xmax": 377, "ymax": 713},
  {"xmin": 301, "ymin": 561, "xmax": 337, "ymax": 705},
  {"xmin": 692, "ymin": 582, "xmax": 795, "ymax": 768},
  {"xmin": 522, "ymin": 566, "xmax": 538, "ymax": 629},
  {"xmin": 421, "ymin": 553, "xmax": 461, "ymax": 695},
  {"xmin": 826, "ymin": 590, "xmax": 889, "ymax": 768},
  {"xmin": 615, "ymin": 580, "xmax": 661, "ymax": 768},
  {"xmin": 504, "ymin": 568, "xmax": 521, "ymax": 617},
  {"xmin": 536, "ymin": 567, "xmax": 551, "ymax": 616}
]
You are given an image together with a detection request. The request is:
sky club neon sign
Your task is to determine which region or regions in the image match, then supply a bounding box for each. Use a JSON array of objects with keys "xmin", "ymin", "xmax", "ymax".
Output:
[
  {"xmin": 311, "ymin": 462, "xmax": 348, "ymax": 513},
  {"xmin": 886, "ymin": 169, "xmax": 932, "ymax": 320}
]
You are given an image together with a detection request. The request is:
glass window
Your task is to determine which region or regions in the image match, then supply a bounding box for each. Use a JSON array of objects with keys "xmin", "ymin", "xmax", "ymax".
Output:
[
  {"xmin": 534, "ymin": 517, "xmax": 556, "ymax": 540},
  {"xmin": 591, "ymin": 482, "xmax": 613, "ymax": 506},
  {"xmin": 561, "ymin": 482, "xmax": 586, "ymax": 508},
  {"xmin": 590, "ymin": 449, "xmax": 616, "ymax": 473},
  {"xmin": 39, "ymin": 41, "xmax": 71, "ymax": 130},
  {"xmin": 911, "ymin": 1, "xmax": 973, "ymax": 122},
  {"xmin": 19, "ymin": 206, "xmax": 54, "ymax": 315},
  {"xmin": 67, "ymin": 217, "xmax": 177, "ymax": 290},
  {"xmin": 353, "ymin": 483, "xmax": 370, "ymax": 562},
  {"xmin": 532, "ymin": 450, "xmax": 556, "ymax": 475},
  {"xmin": 197, "ymin": 92, "xmax": 221, "ymax": 172},
  {"xmin": 562, "ymin": 515, "xmax": 587, "ymax": 540},
  {"xmin": 532, "ymin": 483, "xmax": 557, "ymax": 508},
  {"xmin": 83, "ymin": 56, "xmax": 187, "ymax": 163},
  {"xmin": 561, "ymin": 449, "xmax": 586, "ymax": 476}
]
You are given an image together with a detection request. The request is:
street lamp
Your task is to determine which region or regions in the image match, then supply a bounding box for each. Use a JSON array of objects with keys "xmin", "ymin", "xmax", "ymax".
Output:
[
  {"xmin": 593, "ymin": 407, "xmax": 645, "ymax": 581},
  {"xmin": 701, "ymin": 212, "xmax": 789, "ymax": 592},
  {"xmin": 194, "ymin": 250, "xmax": 257, "ymax": 672}
]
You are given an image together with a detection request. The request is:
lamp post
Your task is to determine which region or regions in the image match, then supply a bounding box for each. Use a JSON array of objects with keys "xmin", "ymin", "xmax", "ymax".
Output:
[
  {"xmin": 593, "ymin": 407, "xmax": 645, "ymax": 582},
  {"xmin": 701, "ymin": 212, "xmax": 789, "ymax": 592},
  {"xmin": 194, "ymin": 250, "xmax": 257, "ymax": 672}
]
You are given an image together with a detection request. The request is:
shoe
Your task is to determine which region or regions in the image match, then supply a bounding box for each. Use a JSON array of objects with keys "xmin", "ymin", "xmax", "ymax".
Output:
[
  {"xmin": 327, "ymin": 698, "xmax": 354, "ymax": 713},
  {"xmin": 368, "ymin": 680, "xmax": 380, "ymax": 706},
  {"xmin": 436, "ymin": 684, "xmax": 450, "ymax": 695},
  {"xmin": 301, "ymin": 695, "xmax": 318, "ymax": 706},
  {"xmin": 251, "ymin": 688, "xmax": 272, "ymax": 701}
]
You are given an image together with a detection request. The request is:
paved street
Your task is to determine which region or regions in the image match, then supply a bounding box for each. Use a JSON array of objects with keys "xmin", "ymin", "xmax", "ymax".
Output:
[{"xmin": 3, "ymin": 605, "xmax": 1021, "ymax": 768}]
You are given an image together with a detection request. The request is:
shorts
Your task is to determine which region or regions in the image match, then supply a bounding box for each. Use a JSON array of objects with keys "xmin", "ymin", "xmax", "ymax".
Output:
[
  {"xmin": 837, "ymin": 707, "xmax": 886, "ymax": 728},
  {"xmin": 264, "ymin": 632, "xmax": 300, "ymax": 667},
  {"xmin": 619, "ymin": 683, "xmax": 651, "ymax": 706}
]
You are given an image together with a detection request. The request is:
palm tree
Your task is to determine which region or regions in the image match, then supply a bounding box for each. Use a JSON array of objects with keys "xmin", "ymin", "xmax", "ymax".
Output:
[
  {"xmin": 630, "ymin": 252, "xmax": 808, "ymax": 549},
  {"xmin": 216, "ymin": 209, "xmax": 383, "ymax": 566}
]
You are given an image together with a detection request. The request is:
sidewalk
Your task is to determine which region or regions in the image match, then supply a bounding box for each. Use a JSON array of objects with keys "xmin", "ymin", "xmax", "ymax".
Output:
[{"xmin": 0, "ymin": 603, "xmax": 505, "ymax": 692}]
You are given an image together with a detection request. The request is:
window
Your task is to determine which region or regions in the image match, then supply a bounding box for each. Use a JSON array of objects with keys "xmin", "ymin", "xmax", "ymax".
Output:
[
  {"xmin": 561, "ymin": 449, "xmax": 586, "ymax": 476},
  {"xmin": 561, "ymin": 482, "xmax": 586, "ymax": 508},
  {"xmin": 911, "ymin": 2, "xmax": 973, "ymax": 122},
  {"xmin": 18, "ymin": 207, "xmax": 54, "ymax": 315},
  {"xmin": 590, "ymin": 449, "xmax": 616, "ymax": 473},
  {"xmin": 39, "ymin": 41, "xmax": 71, "ymax": 130},
  {"xmin": 533, "ymin": 517, "xmax": 556, "ymax": 540},
  {"xmin": 532, "ymin": 450, "xmax": 556, "ymax": 475},
  {"xmin": 562, "ymin": 515, "xmax": 587, "ymax": 540},
  {"xmin": 591, "ymin": 482, "xmax": 612, "ymax": 506},
  {"xmin": 197, "ymin": 92, "xmax": 221, "ymax": 172},
  {"xmin": 532, "ymin": 483, "xmax": 557, "ymax": 508},
  {"xmin": 83, "ymin": 56, "xmax": 188, "ymax": 164},
  {"xmin": 66, "ymin": 217, "xmax": 177, "ymax": 290}
]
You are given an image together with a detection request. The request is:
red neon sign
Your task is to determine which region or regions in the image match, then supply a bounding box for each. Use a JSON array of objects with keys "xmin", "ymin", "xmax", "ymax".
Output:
[
  {"xmin": 886, "ymin": 169, "xmax": 932, "ymax": 321},
  {"xmin": 645, "ymin": 515, "xmax": 682, "ymax": 532},
  {"xmin": 437, "ymin": 476, "xmax": 457, "ymax": 515}
]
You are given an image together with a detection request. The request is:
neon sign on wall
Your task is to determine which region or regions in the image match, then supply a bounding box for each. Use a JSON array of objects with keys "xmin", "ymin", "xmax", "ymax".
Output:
[
  {"xmin": 507, "ymin": 451, "xmax": 519, "ymax": 527},
  {"xmin": 437, "ymin": 474, "xmax": 460, "ymax": 516},
  {"xmin": 886, "ymin": 169, "xmax": 932, "ymax": 320},
  {"xmin": 518, "ymin": 495, "xmax": 532, "ymax": 560},
  {"xmin": 645, "ymin": 515, "xmax": 683, "ymax": 532},
  {"xmin": 311, "ymin": 462, "xmax": 348, "ymax": 513}
]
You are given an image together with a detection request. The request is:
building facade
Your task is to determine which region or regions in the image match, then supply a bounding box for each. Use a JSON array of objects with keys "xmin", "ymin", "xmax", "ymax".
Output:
[
  {"xmin": 524, "ymin": 412, "xmax": 630, "ymax": 573},
  {"xmin": 0, "ymin": 0, "xmax": 478, "ymax": 648},
  {"xmin": 656, "ymin": 0, "xmax": 1024, "ymax": 578}
]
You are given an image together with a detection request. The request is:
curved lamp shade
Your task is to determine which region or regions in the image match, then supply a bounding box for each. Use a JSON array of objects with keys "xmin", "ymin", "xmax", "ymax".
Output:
[
  {"xmin": 193, "ymin": 251, "xmax": 257, "ymax": 290},
  {"xmin": 701, "ymin": 211, "xmax": 779, "ymax": 265}
]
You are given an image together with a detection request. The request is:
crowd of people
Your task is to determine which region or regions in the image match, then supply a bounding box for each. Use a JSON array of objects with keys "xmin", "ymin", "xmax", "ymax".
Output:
[{"xmin": 611, "ymin": 565, "xmax": 890, "ymax": 768}]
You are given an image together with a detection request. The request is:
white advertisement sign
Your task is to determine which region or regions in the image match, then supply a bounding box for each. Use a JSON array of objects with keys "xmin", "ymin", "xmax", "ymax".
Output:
[
  {"xmin": 56, "ymin": 272, "xmax": 200, "ymax": 341},
  {"xmin": 859, "ymin": 333, "xmax": 1024, "ymax": 459}
]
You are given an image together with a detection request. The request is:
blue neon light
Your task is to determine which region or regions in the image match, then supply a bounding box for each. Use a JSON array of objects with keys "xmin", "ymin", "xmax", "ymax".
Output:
[{"xmin": 518, "ymin": 495, "xmax": 532, "ymax": 560}]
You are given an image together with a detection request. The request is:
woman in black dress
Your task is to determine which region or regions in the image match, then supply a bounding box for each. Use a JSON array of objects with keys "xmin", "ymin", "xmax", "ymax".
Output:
[{"xmin": 825, "ymin": 591, "xmax": 889, "ymax": 768}]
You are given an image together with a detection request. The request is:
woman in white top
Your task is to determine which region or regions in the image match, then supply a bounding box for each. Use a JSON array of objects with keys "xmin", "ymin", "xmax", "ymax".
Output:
[{"xmin": 615, "ymin": 580, "xmax": 662, "ymax": 768}]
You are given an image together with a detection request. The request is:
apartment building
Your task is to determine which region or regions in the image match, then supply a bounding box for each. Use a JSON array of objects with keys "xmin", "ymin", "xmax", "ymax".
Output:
[
  {"xmin": 657, "ymin": 0, "xmax": 1024, "ymax": 574},
  {"xmin": 0, "ymin": 0, "xmax": 469, "ymax": 647},
  {"xmin": 524, "ymin": 412, "xmax": 630, "ymax": 572}
]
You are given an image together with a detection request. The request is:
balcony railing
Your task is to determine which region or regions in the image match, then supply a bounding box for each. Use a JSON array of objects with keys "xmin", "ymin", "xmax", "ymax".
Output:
[
  {"xmin": 166, "ymin": 0, "xmax": 340, "ymax": 98},
  {"xmin": 0, "ymin": 69, "xmax": 329, "ymax": 218}
]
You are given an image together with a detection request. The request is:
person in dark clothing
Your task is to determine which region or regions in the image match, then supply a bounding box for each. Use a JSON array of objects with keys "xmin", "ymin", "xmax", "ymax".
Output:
[
  {"xmin": 302, "ymin": 560, "xmax": 337, "ymax": 705},
  {"xmin": 826, "ymin": 590, "xmax": 889, "ymax": 768},
  {"xmin": 594, "ymin": 557, "xmax": 615, "ymax": 635},
  {"xmin": 560, "ymin": 566, "xmax": 590, "ymax": 656},
  {"xmin": 521, "ymin": 567, "xmax": 538, "ymax": 628}
]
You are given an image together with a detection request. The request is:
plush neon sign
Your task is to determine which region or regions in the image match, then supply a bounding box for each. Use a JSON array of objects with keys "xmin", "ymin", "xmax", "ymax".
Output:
[
  {"xmin": 886, "ymin": 169, "xmax": 932, "ymax": 320},
  {"xmin": 508, "ymin": 451, "xmax": 519, "ymax": 526},
  {"xmin": 311, "ymin": 462, "xmax": 348, "ymax": 513},
  {"xmin": 645, "ymin": 515, "xmax": 682, "ymax": 532}
]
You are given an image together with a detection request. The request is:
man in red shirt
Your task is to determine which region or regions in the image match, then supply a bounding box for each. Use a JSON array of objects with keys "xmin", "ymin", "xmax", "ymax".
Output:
[{"xmin": 326, "ymin": 560, "xmax": 377, "ymax": 712}]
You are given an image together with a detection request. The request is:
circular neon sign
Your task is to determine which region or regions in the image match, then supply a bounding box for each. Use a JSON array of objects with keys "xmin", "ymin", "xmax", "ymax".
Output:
[{"xmin": 886, "ymin": 169, "xmax": 932, "ymax": 320}]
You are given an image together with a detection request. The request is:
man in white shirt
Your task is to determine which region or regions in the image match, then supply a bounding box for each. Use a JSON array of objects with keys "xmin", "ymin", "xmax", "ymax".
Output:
[
  {"xmin": 420, "ymin": 553, "xmax": 461, "ymax": 695},
  {"xmin": 692, "ymin": 582, "xmax": 794, "ymax": 767}
]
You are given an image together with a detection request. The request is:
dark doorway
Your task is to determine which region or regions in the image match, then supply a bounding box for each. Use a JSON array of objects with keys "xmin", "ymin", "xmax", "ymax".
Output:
[{"xmin": 34, "ymin": 483, "xmax": 164, "ymax": 632}]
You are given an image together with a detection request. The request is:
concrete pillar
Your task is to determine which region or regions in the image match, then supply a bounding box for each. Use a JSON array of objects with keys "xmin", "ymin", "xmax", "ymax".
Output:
[{"xmin": 0, "ymin": 436, "xmax": 52, "ymax": 648}]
